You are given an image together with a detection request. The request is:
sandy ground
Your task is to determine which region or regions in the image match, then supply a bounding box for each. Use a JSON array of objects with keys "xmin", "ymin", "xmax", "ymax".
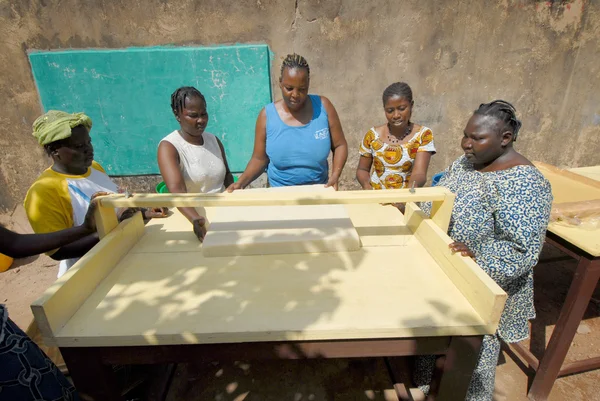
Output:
[{"xmin": 2, "ymin": 207, "xmax": 599, "ymax": 401}]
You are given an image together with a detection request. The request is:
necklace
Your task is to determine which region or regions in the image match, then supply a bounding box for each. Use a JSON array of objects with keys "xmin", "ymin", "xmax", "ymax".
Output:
[{"xmin": 386, "ymin": 122, "xmax": 412, "ymax": 145}]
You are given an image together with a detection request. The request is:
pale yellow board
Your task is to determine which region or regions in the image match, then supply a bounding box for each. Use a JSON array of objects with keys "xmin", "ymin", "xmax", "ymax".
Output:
[
  {"xmin": 202, "ymin": 185, "xmax": 361, "ymax": 257},
  {"xmin": 96, "ymin": 187, "xmax": 451, "ymax": 208},
  {"xmin": 55, "ymin": 241, "xmax": 487, "ymax": 347},
  {"xmin": 404, "ymin": 203, "xmax": 506, "ymax": 333},
  {"xmin": 534, "ymin": 162, "xmax": 600, "ymax": 256},
  {"xmin": 45, "ymin": 204, "xmax": 499, "ymax": 347},
  {"xmin": 569, "ymin": 165, "xmax": 600, "ymax": 182},
  {"xmin": 31, "ymin": 213, "xmax": 145, "ymax": 346}
]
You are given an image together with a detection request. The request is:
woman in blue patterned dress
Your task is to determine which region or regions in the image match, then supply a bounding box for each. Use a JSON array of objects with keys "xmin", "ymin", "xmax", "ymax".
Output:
[{"xmin": 414, "ymin": 100, "xmax": 553, "ymax": 400}]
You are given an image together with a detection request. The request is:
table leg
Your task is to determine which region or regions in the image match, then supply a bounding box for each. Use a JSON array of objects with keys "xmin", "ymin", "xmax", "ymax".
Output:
[
  {"xmin": 427, "ymin": 335, "xmax": 484, "ymax": 401},
  {"xmin": 528, "ymin": 257, "xmax": 600, "ymax": 401},
  {"xmin": 61, "ymin": 347, "xmax": 124, "ymax": 401}
]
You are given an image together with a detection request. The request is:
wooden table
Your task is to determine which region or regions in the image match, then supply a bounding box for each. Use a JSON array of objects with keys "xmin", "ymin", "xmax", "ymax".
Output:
[
  {"xmin": 509, "ymin": 163, "xmax": 600, "ymax": 401},
  {"xmin": 31, "ymin": 188, "xmax": 506, "ymax": 401}
]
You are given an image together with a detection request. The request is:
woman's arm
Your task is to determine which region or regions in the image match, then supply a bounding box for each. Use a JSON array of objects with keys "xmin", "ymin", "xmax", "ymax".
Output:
[
  {"xmin": 1, "ymin": 226, "xmax": 97, "ymax": 259},
  {"xmin": 321, "ymin": 96, "xmax": 348, "ymax": 190},
  {"xmin": 407, "ymin": 151, "xmax": 433, "ymax": 188},
  {"xmin": 1, "ymin": 196, "xmax": 102, "ymax": 259},
  {"xmin": 227, "ymin": 108, "xmax": 269, "ymax": 191},
  {"xmin": 216, "ymin": 137, "xmax": 235, "ymax": 188},
  {"xmin": 157, "ymin": 141, "xmax": 207, "ymax": 240},
  {"xmin": 356, "ymin": 155, "xmax": 373, "ymax": 190}
]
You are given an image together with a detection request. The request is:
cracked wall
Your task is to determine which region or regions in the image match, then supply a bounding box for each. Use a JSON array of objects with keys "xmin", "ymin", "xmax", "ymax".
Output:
[{"xmin": 0, "ymin": 0, "xmax": 599, "ymax": 211}]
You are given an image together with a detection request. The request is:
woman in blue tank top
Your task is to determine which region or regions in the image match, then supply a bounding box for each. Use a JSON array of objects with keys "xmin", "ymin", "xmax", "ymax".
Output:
[{"xmin": 227, "ymin": 53, "xmax": 348, "ymax": 190}]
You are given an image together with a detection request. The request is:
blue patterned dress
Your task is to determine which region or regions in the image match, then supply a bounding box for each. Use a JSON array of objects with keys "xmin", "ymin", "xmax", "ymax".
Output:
[
  {"xmin": 0, "ymin": 305, "xmax": 80, "ymax": 400},
  {"xmin": 415, "ymin": 155, "xmax": 553, "ymax": 400}
]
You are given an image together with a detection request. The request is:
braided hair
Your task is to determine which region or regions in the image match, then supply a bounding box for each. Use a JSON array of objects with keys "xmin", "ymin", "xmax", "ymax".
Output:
[
  {"xmin": 474, "ymin": 100, "xmax": 522, "ymax": 140},
  {"xmin": 382, "ymin": 82, "xmax": 413, "ymax": 106},
  {"xmin": 280, "ymin": 53, "xmax": 310, "ymax": 79},
  {"xmin": 170, "ymin": 86, "xmax": 206, "ymax": 117}
]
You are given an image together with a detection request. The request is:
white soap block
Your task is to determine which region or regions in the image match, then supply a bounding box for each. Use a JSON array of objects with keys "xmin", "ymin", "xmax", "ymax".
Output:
[{"xmin": 202, "ymin": 185, "xmax": 361, "ymax": 257}]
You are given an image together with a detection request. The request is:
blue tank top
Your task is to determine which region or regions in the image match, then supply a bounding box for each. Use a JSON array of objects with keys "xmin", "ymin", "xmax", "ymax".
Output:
[{"xmin": 265, "ymin": 95, "xmax": 331, "ymax": 187}]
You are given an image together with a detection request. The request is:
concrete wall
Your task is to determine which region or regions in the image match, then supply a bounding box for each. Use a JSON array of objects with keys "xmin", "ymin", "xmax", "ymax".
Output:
[{"xmin": 1, "ymin": 0, "xmax": 598, "ymax": 211}]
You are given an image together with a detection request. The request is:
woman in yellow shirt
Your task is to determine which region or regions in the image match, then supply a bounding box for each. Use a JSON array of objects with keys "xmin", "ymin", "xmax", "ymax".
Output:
[{"xmin": 24, "ymin": 111, "xmax": 164, "ymax": 277}]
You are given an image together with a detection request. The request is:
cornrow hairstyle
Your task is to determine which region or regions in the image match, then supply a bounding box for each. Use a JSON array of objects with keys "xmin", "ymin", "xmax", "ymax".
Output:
[
  {"xmin": 280, "ymin": 53, "xmax": 310, "ymax": 78},
  {"xmin": 170, "ymin": 86, "xmax": 206, "ymax": 117},
  {"xmin": 474, "ymin": 100, "xmax": 522, "ymax": 141},
  {"xmin": 382, "ymin": 82, "xmax": 413, "ymax": 105}
]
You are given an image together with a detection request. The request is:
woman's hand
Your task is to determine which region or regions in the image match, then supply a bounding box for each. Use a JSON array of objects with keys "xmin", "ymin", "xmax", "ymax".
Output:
[
  {"xmin": 193, "ymin": 217, "xmax": 207, "ymax": 242},
  {"xmin": 143, "ymin": 207, "xmax": 168, "ymax": 219},
  {"xmin": 226, "ymin": 182, "xmax": 243, "ymax": 193},
  {"xmin": 381, "ymin": 202, "xmax": 405, "ymax": 213},
  {"xmin": 449, "ymin": 242, "xmax": 475, "ymax": 258},
  {"xmin": 117, "ymin": 207, "xmax": 140, "ymax": 222},
  {"xmin": 325, "ymin": 175, "xmax": 340, "ymax": 191},
  {"xmin": 82, "ymin": 192, "xmax": 112, "ymax": 232}
]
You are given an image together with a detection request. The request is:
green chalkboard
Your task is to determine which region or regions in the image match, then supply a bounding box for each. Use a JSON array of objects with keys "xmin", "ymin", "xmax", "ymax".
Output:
[{"xmin": 29, "ymin": 45, "xmax": 272, "ymax": 175}]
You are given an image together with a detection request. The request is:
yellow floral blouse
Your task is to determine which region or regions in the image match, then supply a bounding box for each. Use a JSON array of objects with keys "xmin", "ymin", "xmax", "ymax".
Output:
[{"xmin": 359, "ymin": 126, "xmax": 436, "ymax": 189}]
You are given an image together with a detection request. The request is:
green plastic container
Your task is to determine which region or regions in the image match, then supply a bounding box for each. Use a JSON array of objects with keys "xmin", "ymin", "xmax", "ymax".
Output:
[
  {"xmin": 156, "ymin": 181, "xmax": 169, "ymax": 193},
  {"xmin": 156, "ymin": 176, "xmax": 239, "ymax": 193}
]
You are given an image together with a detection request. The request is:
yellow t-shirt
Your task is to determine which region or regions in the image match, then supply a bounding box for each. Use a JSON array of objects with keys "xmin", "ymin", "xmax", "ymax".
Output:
[{"xmin": 24, "ymin": 161, "xmax": 118, "ymax": 276}]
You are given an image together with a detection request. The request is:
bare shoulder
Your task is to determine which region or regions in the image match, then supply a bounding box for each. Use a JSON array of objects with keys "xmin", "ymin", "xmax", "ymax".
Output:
[
  {"xmin": 319, "ymin": 95, "xmax": 335, "ymax": 108},
  {"xmin": 158, "ymin": 140, "xmax": 176, "ymax": 152}
]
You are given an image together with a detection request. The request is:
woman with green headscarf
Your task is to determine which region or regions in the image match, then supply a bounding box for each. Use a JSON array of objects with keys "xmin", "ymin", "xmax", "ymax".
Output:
[{"xmin": 24, "ymin": 110, "xmax": 165, "ymax": 278}]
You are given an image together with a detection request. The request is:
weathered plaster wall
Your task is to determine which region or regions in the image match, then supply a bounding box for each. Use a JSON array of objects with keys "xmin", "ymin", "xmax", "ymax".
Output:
[{"xmin": 0, "ymin": 0, "xmax": 598, "ymax": 210}]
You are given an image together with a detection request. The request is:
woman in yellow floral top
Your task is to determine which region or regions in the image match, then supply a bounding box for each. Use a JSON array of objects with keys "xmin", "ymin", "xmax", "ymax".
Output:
[{"xmin": 356, "ymin": 82, "xmax": 435, "ymax": 190}]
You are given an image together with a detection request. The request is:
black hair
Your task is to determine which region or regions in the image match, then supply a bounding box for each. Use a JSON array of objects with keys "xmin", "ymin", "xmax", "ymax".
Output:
[
  {"xmin": 43, "ymin": 142, "xmax": 59, "ymax": 156},
  {"xmin": 382, "ymin": 82, "xmax": 413, "ymax": 106},
  {"xmin": 280, "ymin": 53, "xmax": 310, "ymax": 79},
  {"xmin": 170, "ymin": 86, "xmax": 206, "ymax": 117},
  {"xmin": 474, "ymin": 100, "xmax": 522, "ymax": 140}
]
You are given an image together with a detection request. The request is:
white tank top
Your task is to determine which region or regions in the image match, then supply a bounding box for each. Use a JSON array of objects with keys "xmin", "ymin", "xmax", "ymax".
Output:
[{"xmin": 160, "ymin": 131, "xmax": 226, "ymax": 193}]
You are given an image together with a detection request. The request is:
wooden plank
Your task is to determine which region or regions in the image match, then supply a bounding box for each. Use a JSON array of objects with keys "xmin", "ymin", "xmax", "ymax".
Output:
[
  {"xmin": 431, "ymin": 336, "xmax": 484, "ymax": 401},
  {"xmin": 97, "ymin": 187, "xmax": 452, "ymax": 208},
  {"xmin": 88, "ymin": 339, "xmax": 452, "ymax": 365},
  {"xmin": 404, "ymin": 203, "xmax": 506, "ymax": 332},
  {"xmin": 52, "ymin": 238, "xmax": 491, "ymax": 346},
  {"xmin": 429, "ymin": 192, "xmax": 456, "ymax": 233},
  {"xmin": 569, "ymin": 165, "xmax": 600, "ymax": 182},
  {"xmin": 61, "ymin": 347, "xmax": 124, "ymax": 401},
  {"xmin": 535, "ymin": 161, "xmax": 600, "ymax": 191},
  {"xmin": 559, "ymin": 356, "xmax": 600, "ymax": 377},
  {"xmin": 202, "ymin": 204, "xmax": 361, "ymax": 257},
  {"xmin": 31, "ymin": 212, "xmax": 145, "ymax": 345},
  {"xmin": 534, "ymin": 161, "xmax": 600, "ymax": 200},
  {"xmin": 94, "ymin": 203, "xmax": 118, "ymax": 239},
  {"xmin": 534, "ymin": 161, "xmax": 600, "ymax": 256}
]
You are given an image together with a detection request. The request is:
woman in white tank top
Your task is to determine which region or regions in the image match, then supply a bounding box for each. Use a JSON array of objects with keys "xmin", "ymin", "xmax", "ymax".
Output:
[{"xmin": 158, "ymin": 86, "xmax": 234, "ymax": 240}]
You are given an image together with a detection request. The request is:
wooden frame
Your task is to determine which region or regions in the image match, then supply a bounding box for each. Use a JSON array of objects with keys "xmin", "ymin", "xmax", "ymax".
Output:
[
  {"xmin": 503, "ymin": 163, "xmax": 600, "ymax": 401},
  {"xmin": 32, "ymin": 188, "xmax": 507, "ymax": 400},
  {"xmin": 93, "ymin": 187, "xmax": 455, "ymax": 238}
]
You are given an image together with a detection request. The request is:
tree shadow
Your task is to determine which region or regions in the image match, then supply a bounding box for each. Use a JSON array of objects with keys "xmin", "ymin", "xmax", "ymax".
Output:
[{"xmin": 57, "ymin": 202, "xmax": 422, "ymax": 400}]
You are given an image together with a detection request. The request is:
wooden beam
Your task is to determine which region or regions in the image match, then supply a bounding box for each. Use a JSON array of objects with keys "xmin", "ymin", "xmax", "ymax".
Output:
[
  {"xmin": 534, "ymin": 161, "xmax": 600, "ymax": 190},
  {"xmin": 429, "ymin": 192, "xmax": 456, "ymax": 233},
  {"xmin": 94, "ymin": 203, "xmax": 118, "ymax": 239},
  {"xmin": 96, "ymin": 188, "xmax": 453, "ymax": 209},
  {"xmin": 31, "ymin": 213, "xmax": 145, "ymax": 345},
  {"xmin": 404, "ymin": 203, "xmax": 506, "ymax": 331}
]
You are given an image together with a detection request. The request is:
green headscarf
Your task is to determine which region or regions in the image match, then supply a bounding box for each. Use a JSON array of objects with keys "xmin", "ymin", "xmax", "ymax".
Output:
[{"xmin": 32, "ymin": 110, "xmax": 93, "ymax": 146}]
